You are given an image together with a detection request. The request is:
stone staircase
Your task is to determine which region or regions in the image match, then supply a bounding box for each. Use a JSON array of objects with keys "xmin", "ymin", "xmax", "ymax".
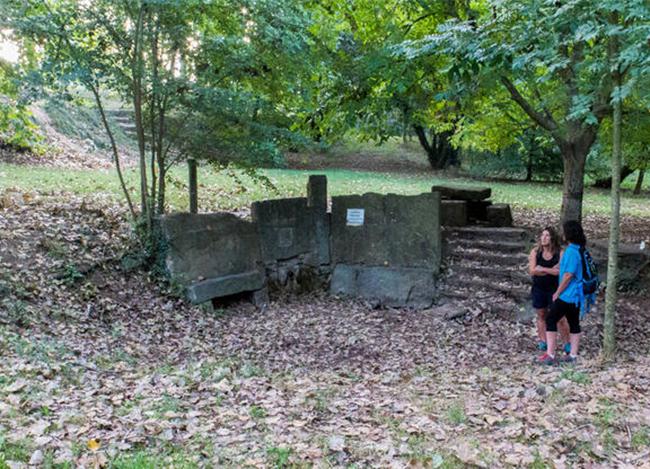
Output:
[
  {"xmin": 106, "ymin": 109, "xmax": 137, "ymax": 139},
  {"xmin": 439, "ymin": 226, "xmax": 535, "ymax": 321}
]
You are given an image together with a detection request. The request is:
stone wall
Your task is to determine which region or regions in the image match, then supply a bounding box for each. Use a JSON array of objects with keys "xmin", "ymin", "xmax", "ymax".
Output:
[
  {"xmin": 329, "ymin": 192, "xmax": 441, "ymax": 308},
  {"xmin": 159, "ymin": 212, "xmax": 266, "ymax": 304},
  {"xmin": 251, "ymin": 195, "xmax": 330, "ymax": 292},
  {"xmin": 159, "ymin": 176, "xmax": 443, "ymax": 309}
]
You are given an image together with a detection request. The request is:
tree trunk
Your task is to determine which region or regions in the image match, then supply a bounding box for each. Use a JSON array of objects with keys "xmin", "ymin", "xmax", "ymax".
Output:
[
  {"xmin": 603, "ymin": 12, "xmax": 624, "ymax": 363},
  {"xmin": 133, "ymin": 7, "xmax": 149, "ymax": 222},
  {"xmin": 413, "ymin": 125, "xmax": 456, "ymax": 170},
  {"xmin": 633, "ymin": 169, "xmax": 645, "ymax": 195},
  {"xmin": 603, "ymin": 71, "xmax": 623, "ymax": 362},
  {"xmin": 90, "ymin": 85, "xmax": 136, "ymax": 220},
  {"xmin": 559, "ymin": 145, "xmax": 588, "ymax": 224},
  {"xmin": 525, "ymin": 133, "xmax": 535, "ymax": 182},
  {"xmin": 593, "ymin": 165, "xmax": 634, "ymax": 188}
]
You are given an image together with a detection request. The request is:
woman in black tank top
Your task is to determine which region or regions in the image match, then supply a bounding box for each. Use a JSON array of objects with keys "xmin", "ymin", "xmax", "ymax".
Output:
[{"xmin": 528, "ymin": 227, "xmax": 569, "ymax": 352}]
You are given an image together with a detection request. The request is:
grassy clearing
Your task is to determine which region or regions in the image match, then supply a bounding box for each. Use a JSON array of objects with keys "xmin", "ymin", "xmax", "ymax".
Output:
[{"xmin": 1, "ymin": 162, "xmax": 648, "ymax": 217}]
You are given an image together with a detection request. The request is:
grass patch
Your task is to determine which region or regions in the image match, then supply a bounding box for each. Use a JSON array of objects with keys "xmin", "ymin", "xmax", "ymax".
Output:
[
  {"xmin": 109, "ymin": 449, "xmax": 197, "ymax": 469},
  {"xmin": 152, "ymin": 393, "xmax": 183, "ymax": 417},
  {"xmin": 530, "ymin": 451, "xmax": 551, "ymax": 469},
  {"xmin": 631, "ymin": 426, "xmax": 650, "ymax": 450},
  {"xmin": 306, "ymin": 387, "xmax": 336, "ymax": 415},
  {"xmin": 2, "ymin": 162, "xmax": 649, "ymax": 218},
  {"xmin": 445, "ymin": 401, "xmax": 467, "ymax": 426},
  {"xmin": 239, "ymin": 362, "xmax": 264, "ymax": 379},
  {"xmin": 266, "ymin": 446, "xmax": 293, "ymax": 468},
  {"xmin": 0, "ymin": 433, "xmax": 32, "ymax": 464},
  {"xmin": 249, "ymin": 405, "xmax": 267, "ymax": 420},
  {"xmin": 559, "ymin": 369, "xmax": 591, "ymax": 385}
]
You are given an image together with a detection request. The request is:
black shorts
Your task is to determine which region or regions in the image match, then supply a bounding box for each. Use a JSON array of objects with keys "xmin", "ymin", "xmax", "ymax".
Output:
[{"xmin": 532, "ymin": 286, "xmax": 553, "ymax": 309}]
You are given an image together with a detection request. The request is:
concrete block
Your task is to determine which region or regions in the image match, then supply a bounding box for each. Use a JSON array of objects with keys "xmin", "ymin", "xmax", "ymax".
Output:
[
  {"xmin": 307, "ymin": 175, "xmax": 328, "ymax": 211},
  {"xmin": 441, "ymin": 200, "xmax": 468, "ymax": 227},
  {"xmin": 331, "ymin": 192, "xmax": 441, "ymax": 272},
  {"xmin": 330, "ymin": 264, "xmax": 437, "ymax": 309},
  {"xmin": 431, "ymin": 185, "xmax": 491, "ymax": 201},
  {"xmin": 186, "ymin": 270, "xmax": 265, "ymax": 304},
  {"xmin": 330, "ymin": 193, "xmax": 387, "ymax": 266},
  {"xmin": 251, "ymin": 197, "xmax": 316, "ymax": 263},
  {"xmin": 159, "ymin": 212, "xmax": 263, "ymax": 284},
  {"xmin": 486, "ymin": 204, "xmax": 513, "ymax": 227},
  {"xmin": 467, "ymin": 200, "xmax": 492, "ymax": 221}
]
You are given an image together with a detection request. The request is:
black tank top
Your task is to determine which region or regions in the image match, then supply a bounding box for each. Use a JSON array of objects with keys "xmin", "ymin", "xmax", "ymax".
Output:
[{"xmin": 532, "ymin": 249, "xmax": 559, "ymax": 292}]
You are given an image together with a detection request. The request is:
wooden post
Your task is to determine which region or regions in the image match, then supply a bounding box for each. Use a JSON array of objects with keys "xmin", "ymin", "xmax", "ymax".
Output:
[{"xmin": 188, "ymin": 158, "xmax": 198, "ymax": 214}]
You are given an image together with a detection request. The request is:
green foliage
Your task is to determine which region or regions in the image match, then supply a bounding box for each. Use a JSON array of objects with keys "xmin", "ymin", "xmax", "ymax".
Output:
[
  {"xmin": 0, "ymin": 433, "xmax": 31, "ymax": 464},
  {"xmin": 559, "ymin": 369, "xmax": 591, "ymax": 385},
  {"xmin": 0, "ymin": 60, "xmax": 42, "ymax": 152},
  {"xmin": 303, "ymin": 0, "xmax": 471, "ymax": 167},
  {"xmin": 461, "ymin": 129, "xmax": 563, "ymax": 181},
  {"xmin": 445, "ymin": 401, "xmax": 466, "ymax": 426},
  {"xmin": 1, "ymin": 298, "xmax": 32, "ymax": 328},
  {"xmin": 266, "ymin": 446, "xmax": 293, "ymax": 468},
  {"xmin": 631, "ymin": 426, "xmax": 650, "ymax": 450},
  {"xmin": 57, "ymin": 263, "xmax": 84, "ymax": 286}
]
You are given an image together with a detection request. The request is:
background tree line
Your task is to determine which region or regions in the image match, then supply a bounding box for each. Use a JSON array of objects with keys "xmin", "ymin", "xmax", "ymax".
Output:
[{"xmin": 1, "ymin": 0, "xmax": 648, "ymax": 228}]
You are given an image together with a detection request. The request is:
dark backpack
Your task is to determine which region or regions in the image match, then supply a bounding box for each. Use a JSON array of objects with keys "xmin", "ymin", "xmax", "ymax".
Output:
[{"xmin": 580, "ymin": 246, "xmax": 600, "ymax": 295}]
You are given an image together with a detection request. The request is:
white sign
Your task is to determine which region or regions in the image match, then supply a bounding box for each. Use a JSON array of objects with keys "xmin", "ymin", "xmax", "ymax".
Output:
[{"xmin": 346, "ymin": 208, "xmax": 365, "ymax": 226}]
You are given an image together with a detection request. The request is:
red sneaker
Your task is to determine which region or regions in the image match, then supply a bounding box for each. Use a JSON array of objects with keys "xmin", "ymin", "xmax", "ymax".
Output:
[{"xmin": 536, "ymin": 353, "xmax": 557, "ymax": 366}]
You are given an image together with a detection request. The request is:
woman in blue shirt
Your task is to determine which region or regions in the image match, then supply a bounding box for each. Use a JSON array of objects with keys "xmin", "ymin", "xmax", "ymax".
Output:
[{"xmin": 538, "ymin": 220, "xmax": 586, "ymax": 365}]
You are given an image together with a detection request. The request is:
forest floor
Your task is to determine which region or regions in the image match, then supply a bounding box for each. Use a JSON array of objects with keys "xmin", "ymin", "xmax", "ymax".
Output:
[{"xmin": 1, "ymin": 134, "xmax": 650, "ymax": 467}]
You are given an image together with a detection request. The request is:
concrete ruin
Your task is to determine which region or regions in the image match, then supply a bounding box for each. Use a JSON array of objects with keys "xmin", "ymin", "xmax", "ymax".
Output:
[
  {"xmin": 159, "ymin": 176, "xmax": 449, "ymax": 308},
  {"xmin": 434, "ymin": 184, "xmax": 513, "ymax": 227},
  {"xmin": 158, "ymin": 178, "xmax": 522, "ymax": 309}
]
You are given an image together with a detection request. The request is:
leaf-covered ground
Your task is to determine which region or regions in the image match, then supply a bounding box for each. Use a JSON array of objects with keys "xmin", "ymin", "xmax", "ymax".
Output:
[{"xmin": 2, "ymin": 192, "xmax": 650, "ymax": 468}]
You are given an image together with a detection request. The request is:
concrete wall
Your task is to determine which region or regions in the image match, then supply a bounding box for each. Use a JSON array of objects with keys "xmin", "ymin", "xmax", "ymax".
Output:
[
  {"xmin": 159, "ymin": 213, "xmax": 266, "ymax": 304},
  {"xmin": 159, "ymin": 177, "xmax": 443, "ymax": 309},
  {"xmin": 251, "ymin": 175, "xmax": 330, "ymax": 291},
  {"xmin": 329, "ymin": 192, "xmax": 441, "ymax": 308}
]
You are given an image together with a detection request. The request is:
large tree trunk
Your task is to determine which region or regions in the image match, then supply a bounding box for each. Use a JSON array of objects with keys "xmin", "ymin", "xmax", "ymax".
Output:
[
  {"xmin": 557, "ymin": 128, "xmax": 598, "ymax": 224},
  {"xmin": 633, "ymin": 169, "xmax": 645, "ymax": 195},
  {"xmin": 593, "ymin": 165, "xmax": 634, "ymax": 188},
  {"xmin": 413, "ymin": 125, "xmax": 457, "ymax": 170},
  {"xmin": 559, "ymin": 146, "xmax": 588, "ymax": 224}
]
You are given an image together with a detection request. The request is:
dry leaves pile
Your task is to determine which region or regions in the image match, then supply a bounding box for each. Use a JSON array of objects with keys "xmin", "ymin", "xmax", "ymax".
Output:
[{"xmin": 1, "ymin": 191, "xmax": 650, "ymax": 468}]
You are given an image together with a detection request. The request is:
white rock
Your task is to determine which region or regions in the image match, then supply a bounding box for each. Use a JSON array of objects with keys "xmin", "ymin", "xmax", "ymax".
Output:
[
  {"xmin": 328, "ymin": 435, "xmax": 345, "ymax": 452},
  {"xmin": 29, "ymin": 449, "xmax": 44, "ymax": 465}
]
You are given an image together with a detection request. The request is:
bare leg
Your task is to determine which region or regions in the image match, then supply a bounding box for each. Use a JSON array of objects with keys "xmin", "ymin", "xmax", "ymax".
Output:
[
  {"xmin": 546, "ymin": 331, "xmax": 557, "ymax": 357},
  {"xmin": 569, "ymin": 333, "xmax": 581, "ymax": 357},
  {"xmin": 536, "ymin": 309, "xmax": 547, "ymax": 342}
]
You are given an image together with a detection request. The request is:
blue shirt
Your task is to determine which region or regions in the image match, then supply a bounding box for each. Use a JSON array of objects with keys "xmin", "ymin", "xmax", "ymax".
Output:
[{"xmin": 559, "ymin": 243, "xmax": 583, "ymax": 304}]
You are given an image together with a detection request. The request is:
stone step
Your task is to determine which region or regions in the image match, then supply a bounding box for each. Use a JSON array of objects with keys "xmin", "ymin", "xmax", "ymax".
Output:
[
  {"xmin": 447, "ymin": 250, "xmax": 528, "ymax": 267},
  {"xmin": 106, "ymin": 109, "xmax": 131, "ymax": 118},
  {"xmin": 445, "ymin": 238, "xmax": 528, "ymax": 254},
  {"xmin": 445, "ymin": 264, "xmax": 530, "ymax": 285},
  {"xmin": 113, "ymin": 116, "xmax": 133, "ymax": 124},
  {"xmin": 441, "ymin": 277, "xmax": 530, "ymax": 302},
  {"xmin": 444, "ymin": 226, "xmax": 530, "ymax": 242}
]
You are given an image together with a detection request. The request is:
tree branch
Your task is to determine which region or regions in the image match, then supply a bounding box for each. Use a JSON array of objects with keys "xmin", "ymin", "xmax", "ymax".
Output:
[{"xmin": 500, "ymin": 76, "xmax": 559, "ymax": 133}]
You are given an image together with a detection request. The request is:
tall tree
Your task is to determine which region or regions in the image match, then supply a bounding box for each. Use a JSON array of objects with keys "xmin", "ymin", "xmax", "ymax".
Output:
[
  {"xmin": 306, "ymin": 0, "xmax": 474, "ymax": 170},
  {"xmin": 602, "ymin": 4, "xmax": 650, "ymax": 361},
  {"xmin": 402, "ymin": 0, "xmax": 649, "ymax": 224},
  {"xmin": 7, "ymin": 0, "xmax": 312, "ymax": 245}
]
